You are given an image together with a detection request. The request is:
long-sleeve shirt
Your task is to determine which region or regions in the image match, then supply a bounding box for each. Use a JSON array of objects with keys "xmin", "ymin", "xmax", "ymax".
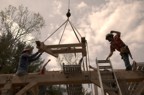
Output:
[{"xmin": 17, "ymin": 52, "xmax": 42, "ymax": 72}]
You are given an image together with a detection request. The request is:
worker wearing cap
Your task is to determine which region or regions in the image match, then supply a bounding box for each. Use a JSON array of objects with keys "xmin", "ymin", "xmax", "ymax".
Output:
[
  {"xmin": 106, "ymin": 30, "xmax": 132, "ymax": 71},
  {"xmin": 16, "ymin": 46, "xmax": 43, "ymax": 76}
]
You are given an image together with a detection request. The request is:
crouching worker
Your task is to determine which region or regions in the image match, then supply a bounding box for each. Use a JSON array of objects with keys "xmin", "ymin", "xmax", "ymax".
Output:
[
  {"xmin": 16, "ymin": 46, "xmax": 43, "ymax": 76},
  {"xmin": 106, "ymin": 30, "xmax": 133, "ymax": 71}
]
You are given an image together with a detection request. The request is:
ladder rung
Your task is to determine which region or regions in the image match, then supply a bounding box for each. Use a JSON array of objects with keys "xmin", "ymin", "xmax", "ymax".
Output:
[
  {"xmin": 97, "ymin": 60, "xmax": 110, "ymax": 63},
  {"xmin": 99, "ymin": 66, "xmax": 111, "ymax": 69}
]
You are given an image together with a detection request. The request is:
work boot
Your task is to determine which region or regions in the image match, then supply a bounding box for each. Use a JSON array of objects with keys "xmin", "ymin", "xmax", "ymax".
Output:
[{"xmin": 126, "ymin": 66, "xmax": 132, "ymax": 71}]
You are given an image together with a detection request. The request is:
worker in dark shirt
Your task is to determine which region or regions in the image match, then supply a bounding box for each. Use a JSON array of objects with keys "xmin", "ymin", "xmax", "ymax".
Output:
[
  {"xmin": 106, "ymin": 30, "xmax": 132, "ymax": 70},
  {"xmin": 16, "ymin": 46, "xmax": 43, "ymax": 76}
]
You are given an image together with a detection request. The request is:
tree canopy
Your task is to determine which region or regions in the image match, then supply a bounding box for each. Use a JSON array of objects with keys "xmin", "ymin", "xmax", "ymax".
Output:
[{"xmin": 0, "ymin": 5, "xmax": 45, "ymax": 74}]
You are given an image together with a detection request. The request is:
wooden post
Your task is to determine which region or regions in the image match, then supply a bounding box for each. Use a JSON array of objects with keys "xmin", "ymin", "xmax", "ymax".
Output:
[
  {"xmin": 1, "ymin": 76, "xmax": 13, "ymax": 95},
  {"xmin": 94, "ymin": 84, "xmax": 98, "ymax": 95},
  {"xmin": 118, "ymin": 80, "xmax": 130, "ymax": 95},
  {"xmin": 16, "ymin": 81, "xmax": 37, "ymax": 95},
  {"xmin": 131, "ymin": 81, "xmax": 144, "ymax": 95},
  {"xmin": 1, "ymin": 81, "xmax": 12, "ymax": 95}
]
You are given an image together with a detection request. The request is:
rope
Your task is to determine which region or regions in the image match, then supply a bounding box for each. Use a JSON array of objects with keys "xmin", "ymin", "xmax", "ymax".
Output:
[
  {"xmin": 68, "ymin": 0, "xmax": 71, "ymax": 10},
  {"xmin": 43, "ymin": 0, "xmax": 81, "ymax": 43},
  {"xmin": 86, "ymin": 42, "xmax": 91, "ymax": 71},
  {"xmin": 43, "ymin": 19, "xmax": 68, "ymax": 42},
  {"xmin": 69, "ymin": 21, "xmax": 82, "ymax": 38},
  {"xmin": 59, "ymin": 19, "xmax": 69, "ymax": 44},
  {"xmin": 68, "ymin": 21, "xmax": 80, "ymax": 42},
  {"xmin": 82, "ymin": 58, "xmax": 85, "ymax": 71}
]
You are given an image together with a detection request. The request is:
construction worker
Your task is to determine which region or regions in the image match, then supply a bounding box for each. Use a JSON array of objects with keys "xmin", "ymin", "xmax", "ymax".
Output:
[
  {"xmin": 16, "ymin": 46, "xmax": 43, "ymax": 76},
  {"xmin": 106, "ymin": 30, "xmax": 132, "ymax": 71}
]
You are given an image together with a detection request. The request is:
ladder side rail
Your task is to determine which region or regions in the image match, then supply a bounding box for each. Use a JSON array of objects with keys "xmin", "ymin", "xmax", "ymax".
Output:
[
  {"xmin": 96, "ymin": 58, "xmax": 105, "ymax": 95},
  {"xmin": 109, "ymin": 60, "xmax": 122, "ymax": 95}
]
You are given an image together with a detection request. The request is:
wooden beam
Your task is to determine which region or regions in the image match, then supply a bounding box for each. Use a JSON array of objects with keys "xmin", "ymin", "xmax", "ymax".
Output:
[
  {"xmin": 35, "ymin": 40, "xmax": 87, "ymax": 57},
  {"xmin": 36, "ymin": 71, "xmax": 98, "ymax": 85},
  {"xmin": 136, "ymin": 62, "xmax": 144, "ymax": 67},
  {"xmin": 0, "ymin": 70, "xmax": 144, "ymax": 86},
  {"xmin": 1, "ymin": 81, "xmax": 12, "ymax": 95},
  {"xmin": 118, "ymin": 80, "xmax": 130, "ymax": 95},
  {"xmin": 16, "ymin": 81, "xmax": 37, "ymax": 95},
  {"xmin": 1, "ymin": 76, "xmax": 13, "ymax": 95},
  {"xmin": 131, "ymin": 81, "xmax": 144, "ymax": 95},
  {"xmin": 0, "ymin": 71, "xmax": 98, "ymax": 86},
  {"xmin": 46, "ymin": 43, "xmax": 83, "ymax": 48},
  {"xmin": 50, "ymin": 48, "xmax": 83, "ymax": 54},
  {"xmin": 30, "ymin": 85, "xmax": 39, "ymax": 95},
  {"xmin": 115, "ymin": 70, "xmax": 144, "ymax": 82},
  {"xmin": 45, "ymin": 45, "xmax": 86, "ymax": 56},
  {"xmin": 94, "ymin": 85, "xmax": 98, "ymax": 95},
  {"xmin": 44, "ymin": 48, "xmax": 58, "ymax": 57},
  {"xmin": 0, "ymin": 70, "xmax": 144, "ymax": 95}
]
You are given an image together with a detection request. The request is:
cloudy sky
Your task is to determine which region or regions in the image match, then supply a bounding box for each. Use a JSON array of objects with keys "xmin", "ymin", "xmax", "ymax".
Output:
[{"xmin": 0, "ymin": 0, "xmax": 144, "ymax": 71}]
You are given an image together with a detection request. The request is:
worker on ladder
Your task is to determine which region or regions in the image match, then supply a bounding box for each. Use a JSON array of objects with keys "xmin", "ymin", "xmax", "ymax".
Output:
[
  {"xmin": 16, "ymin": 46, "xmax": 43, "ymax": 76},
  {"xmin": 106, "ymin": 30, "xmax": 133, "ymax": 71}
]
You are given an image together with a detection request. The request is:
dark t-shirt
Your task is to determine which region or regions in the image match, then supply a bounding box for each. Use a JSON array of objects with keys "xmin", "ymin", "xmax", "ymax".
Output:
[
  {"xmin": 17, "ymin": 52, "xmax": 42, "ymax": 71},
  {"xmin": 110, "ymin": 33, "xmax": 125, "ymax": 52}
]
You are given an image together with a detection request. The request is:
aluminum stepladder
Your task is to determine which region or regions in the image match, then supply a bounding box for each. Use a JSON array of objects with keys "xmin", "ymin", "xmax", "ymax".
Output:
[{"xmin": 96, "ymin": 58, "xmax": 122, "ymax": 95}]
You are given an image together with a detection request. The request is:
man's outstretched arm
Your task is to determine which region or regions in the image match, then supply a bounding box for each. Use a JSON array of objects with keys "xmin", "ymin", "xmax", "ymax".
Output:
[
  {"xmin": 106, "ymin": 51, "xmax": 113, "ymax": 60},
  {"xmin": 110, "ymin": 30, "xmax": 121, "ymax": 37}
]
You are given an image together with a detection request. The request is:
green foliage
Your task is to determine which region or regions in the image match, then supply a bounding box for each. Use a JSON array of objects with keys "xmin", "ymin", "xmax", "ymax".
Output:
[
  {"xmin": 0, "ymin": 32, "xmax": 22, "ymax": 73},
  {"xmin": 0, "ymin": 5, "xmax": 45, "ymax": 74},
  {"xmin": 0, "ymin": 31, "xmax": 43, "ymax": 74}
]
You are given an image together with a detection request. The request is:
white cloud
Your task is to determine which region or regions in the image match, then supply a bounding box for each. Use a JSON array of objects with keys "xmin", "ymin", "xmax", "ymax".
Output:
[
  {"xmin": 0, "ymin": 0, "xmax": 144, "ymax": 70},
  {"xmin": 77, "ymin": 2, "xmax": 87, "ymax": 9},
  {"xmin": 84, "ymin": 0, "xmax": 144, "ymax": 67}
]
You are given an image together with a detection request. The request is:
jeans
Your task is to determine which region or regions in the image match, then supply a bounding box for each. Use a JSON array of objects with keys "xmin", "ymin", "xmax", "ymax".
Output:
[
  {"xmin": 16, "ymin": 69, "xmax": 27, "ymax": 76},
  {"xmin": 121, "ymin": 53, "xmax": 132, "ymax": 68}
]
